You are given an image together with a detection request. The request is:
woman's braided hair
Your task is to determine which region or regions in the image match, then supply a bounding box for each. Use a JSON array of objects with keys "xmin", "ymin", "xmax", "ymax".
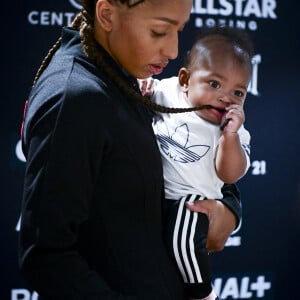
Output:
[{"xmin": 32, "ymin": 0, "xmax": 210, "ymax": 114}]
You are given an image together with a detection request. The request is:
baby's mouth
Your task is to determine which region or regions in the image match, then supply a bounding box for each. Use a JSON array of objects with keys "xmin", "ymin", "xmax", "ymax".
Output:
[
  {"xmin": 211, "ymin": 106, "xmax": 226, "ymax": 116},
  {"xmin": 214, "ymin": 107, "xmax": 226, "ymax": 114}
]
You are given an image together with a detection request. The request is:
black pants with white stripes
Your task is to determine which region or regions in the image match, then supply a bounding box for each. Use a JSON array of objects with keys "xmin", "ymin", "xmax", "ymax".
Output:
[{"xmin": 163, "ymin": 195, "xmax": 213, "ymax": 299}]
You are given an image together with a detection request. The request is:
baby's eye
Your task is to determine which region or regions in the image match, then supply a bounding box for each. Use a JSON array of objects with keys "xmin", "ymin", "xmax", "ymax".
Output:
[
  {"xmin": 209, "ymin": 81, "xmax": 220, "ymax": 89},
  {"xmin": 234, "ymin": 90, "xmax": 244, "ymax": 97}
]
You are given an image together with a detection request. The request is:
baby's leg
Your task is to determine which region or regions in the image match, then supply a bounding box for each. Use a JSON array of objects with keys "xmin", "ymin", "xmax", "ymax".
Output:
[{"xmin": 163, "ymin": 195, "xmax": 215, "ymax": 299}]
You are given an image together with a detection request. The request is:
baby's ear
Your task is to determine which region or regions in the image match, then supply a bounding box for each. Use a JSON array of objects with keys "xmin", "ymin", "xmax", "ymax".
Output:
[{"xmin": 178, "ymin": 67, "xmax": 190, "ymax": 92}]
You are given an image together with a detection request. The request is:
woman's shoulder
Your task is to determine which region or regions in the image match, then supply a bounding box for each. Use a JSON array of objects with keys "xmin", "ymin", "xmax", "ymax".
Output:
[
  {"xmin": 66, "ymin": 57, "xmax": 110, "ymax": 100},
  {"xmin": 41, "ymin": 51, "xmax": 112, "ymax": 107},
  {"xmin": 26, "ymin": 54, "xmax": 112, "ymax": 133}
]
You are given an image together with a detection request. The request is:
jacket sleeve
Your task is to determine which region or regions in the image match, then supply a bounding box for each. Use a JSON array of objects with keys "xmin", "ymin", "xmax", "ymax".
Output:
[
  {"xmin": 19, "ymin": 86, "xmax": 135, "ymax": 300},
  {"xmin": 219, "ymin": 183, "xmax": 242, "ymax": 233}
]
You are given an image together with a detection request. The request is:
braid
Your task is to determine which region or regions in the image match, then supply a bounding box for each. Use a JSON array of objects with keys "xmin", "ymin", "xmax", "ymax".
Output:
[
  {"xmin": 32, "ymin": 37, "xmax": 62, "ymax": 86},
  {"xmin": 32, "ymin": 13, "xmax": 84, "ymax": 86}
]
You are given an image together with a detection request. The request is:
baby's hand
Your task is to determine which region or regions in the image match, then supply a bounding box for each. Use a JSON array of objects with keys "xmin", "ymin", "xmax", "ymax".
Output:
[
  {"xmin": 138, "ymin": 78, "xmax": 154, "ymax": 96},
  {"xmin": 221, "ymin": 105, "xmax": 245, "ymax": 133}
]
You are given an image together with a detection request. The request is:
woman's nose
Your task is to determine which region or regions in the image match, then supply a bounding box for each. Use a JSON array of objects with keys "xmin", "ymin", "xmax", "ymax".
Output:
[{"xmin": 161, "ymin": 34, "xmax": 178, "ymax": 60}]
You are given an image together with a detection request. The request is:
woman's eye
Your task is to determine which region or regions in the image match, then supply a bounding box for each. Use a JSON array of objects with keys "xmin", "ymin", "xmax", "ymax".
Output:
[
  {"xmin": 151, "ymin": 30, "xmax": 167, "ymax": 37},
  {"xmin": 209, "ymin": 81, "xmax": 220, "ymax": 89}
]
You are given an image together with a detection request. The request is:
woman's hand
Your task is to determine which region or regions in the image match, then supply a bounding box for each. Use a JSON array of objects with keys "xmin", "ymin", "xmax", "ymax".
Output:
[{"xmin": 186, "ymin": 199, "xmax": 236, "ymax": 252}]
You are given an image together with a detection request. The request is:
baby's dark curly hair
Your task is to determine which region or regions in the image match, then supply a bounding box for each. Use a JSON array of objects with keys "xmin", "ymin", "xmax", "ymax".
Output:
[{"xmin": 184, "ymin": 26, "xmax": 255, "ymax": 71}]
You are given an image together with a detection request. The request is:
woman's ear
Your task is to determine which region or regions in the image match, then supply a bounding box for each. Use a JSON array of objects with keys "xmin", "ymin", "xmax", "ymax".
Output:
[
  {"xmin": 178, "ymin": 67, "xmax": 190, "ymax": 92},
  {"xmin": 95, "ymin": 0, "xmax": 114, "ymax": 31}
]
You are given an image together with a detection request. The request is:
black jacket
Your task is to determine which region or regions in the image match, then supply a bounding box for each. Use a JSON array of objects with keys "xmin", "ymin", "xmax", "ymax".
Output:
[{"xmin": 19, "ymin": 27, "xmax": 241, "ymax": 300}]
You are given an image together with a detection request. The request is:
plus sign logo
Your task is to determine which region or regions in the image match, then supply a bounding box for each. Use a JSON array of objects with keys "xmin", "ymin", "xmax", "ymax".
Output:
[
  {"xmin": 69, "ymin": 0, "xmax": 82, "ymax": 10},
  {"xmin": 251, "ymin": 276, "xmax": 272, "ymax": 298},
  {"xmin": 213, "ymin": 274, "xmax": 272, "ymax": 299}
]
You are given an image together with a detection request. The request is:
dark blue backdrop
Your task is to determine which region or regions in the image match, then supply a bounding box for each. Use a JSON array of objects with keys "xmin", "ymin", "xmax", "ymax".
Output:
[{"xmin": 2, "ymin": 1, "xmax": 299, "ymax": 299}]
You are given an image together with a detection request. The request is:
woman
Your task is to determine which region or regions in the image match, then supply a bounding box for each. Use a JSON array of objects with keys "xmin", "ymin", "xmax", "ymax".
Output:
[{"xmin": 19, "ymin": 1, "xmax": 241, "ymax": 299}]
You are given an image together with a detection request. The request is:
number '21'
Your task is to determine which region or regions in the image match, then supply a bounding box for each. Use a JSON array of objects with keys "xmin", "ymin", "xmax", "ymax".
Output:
[{"xmin": 251, "ymin": 160, "xmax": 266, "ymax": 175}]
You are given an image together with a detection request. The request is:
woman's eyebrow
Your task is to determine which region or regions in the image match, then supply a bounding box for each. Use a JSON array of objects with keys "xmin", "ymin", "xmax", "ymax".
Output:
[
  {"xmin": 153, "ymin": 16, "xmax": 189, "ymax": 26},
  {"xmin": 153, "ymin": 17, "xmax": 178, "ymax": 25}
]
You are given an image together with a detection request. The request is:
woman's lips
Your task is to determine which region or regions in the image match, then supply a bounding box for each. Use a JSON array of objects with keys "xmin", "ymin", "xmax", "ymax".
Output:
[{"xmin": 149, "ymin": 63, "xmax": 168, "ymax": 75}]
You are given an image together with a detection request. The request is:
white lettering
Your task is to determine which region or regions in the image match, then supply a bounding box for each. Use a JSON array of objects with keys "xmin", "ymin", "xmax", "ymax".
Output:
[
  {"xmin": 219, "ymin": 0, "xmax": 233, "ymax": 16},
  {"xmin": 32, "ymin": 293, "xmax": 39, "ymax": 300},
  {"xmin": 236, "ymin": 19, "xmax": 247, "ymax": 29},
  {"xmin": 225, "ymin": 236, "xmax": 241, "ymax": 247},
  {"xmin": 248, "ymin": 54, "xmax": 261, "ymax": 96},
  {"xmin": 221, "ymin": 277, "xmax": 240, "ymax": 298},
  {"xmin": 262, "ymin": 0, "xmax": 277, "ymax": 18},
  {"xmin": 192, "ymin": 0, "xmax": 277, "ymax": 19},
  {"xmin": 213, "ymin": 275, "xmax": 272, "ymax": 298},
  {"xmin": 234, "ymin": 0, "xmax": 246, "ymax": 16},
  {"xmin": 248, "ymin": 20, "xmax": 258, "ymax": 30},
  {"xmin": 251, "ymin": 160, "xmax": 267, "ymax": 175},
  {"xmin": 192, "ymin": 0, "xmax": 207, "ymax": 14},
  {"xmin": 40, "ymin": 11, "xmax": 50, "ymax": 26},
  {"xmin": 244, "ymin": 0, "xmax": 261, "ymax": 18},
  {"xmin": 65, "ymin": 12, "xmax": 76, "ymax": 25},
  {"xmin": 206, "ymin": 18, "xmax": 217, "ymax": 27},
  {"xmin": 195, "ymin": 17, "xmax": 204, "ymax": 27},
  {"xmin": 11, "ymin": 290, "xmax": 39, "ymax": 300},
  {"xmin": 194, "ymin": 17, "xmax": 258, "ymax": 32},
  {"xmin": 28, "ymin": 11, "xmax": 76, "ymax": 26},
  {"xmin": 28, "ymin": 11, "xmax": 39, "ymax": 25},
  {"xmin": 11, "ymin": 289, "xmax": 30, "ymax": 300},
  {"xmin": 49, "ymin": 12, "xmax": 74, "ymax": 26},
  {"xmin": 251, "ymin": 276, "xmax": 271, "ymax": 297},
  {"xmin": 240, "ymin": 277, "xmax": 252, "ymax": 298},
  {"xmin": 213, "ymin": 278, "xmax": 223, "ymax": 296},
  {"xmin": 207, "ymin": 0, "xmax": 219, "ymax": 15},
  {"xmin": 50, "ymin": 12, "xmax": 63, "ymax": 26}
]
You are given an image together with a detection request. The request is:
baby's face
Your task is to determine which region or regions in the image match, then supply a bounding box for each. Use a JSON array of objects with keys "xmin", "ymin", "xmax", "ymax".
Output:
[{"xmin": 184, "ymin": 50, "xmax": 251, "ymax": 124}]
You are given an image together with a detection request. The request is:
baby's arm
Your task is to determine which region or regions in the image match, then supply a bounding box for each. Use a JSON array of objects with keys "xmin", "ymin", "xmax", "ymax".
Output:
[{"xmin": 215, "ymin": 105, "xmax": 249, "ymax": 183}]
